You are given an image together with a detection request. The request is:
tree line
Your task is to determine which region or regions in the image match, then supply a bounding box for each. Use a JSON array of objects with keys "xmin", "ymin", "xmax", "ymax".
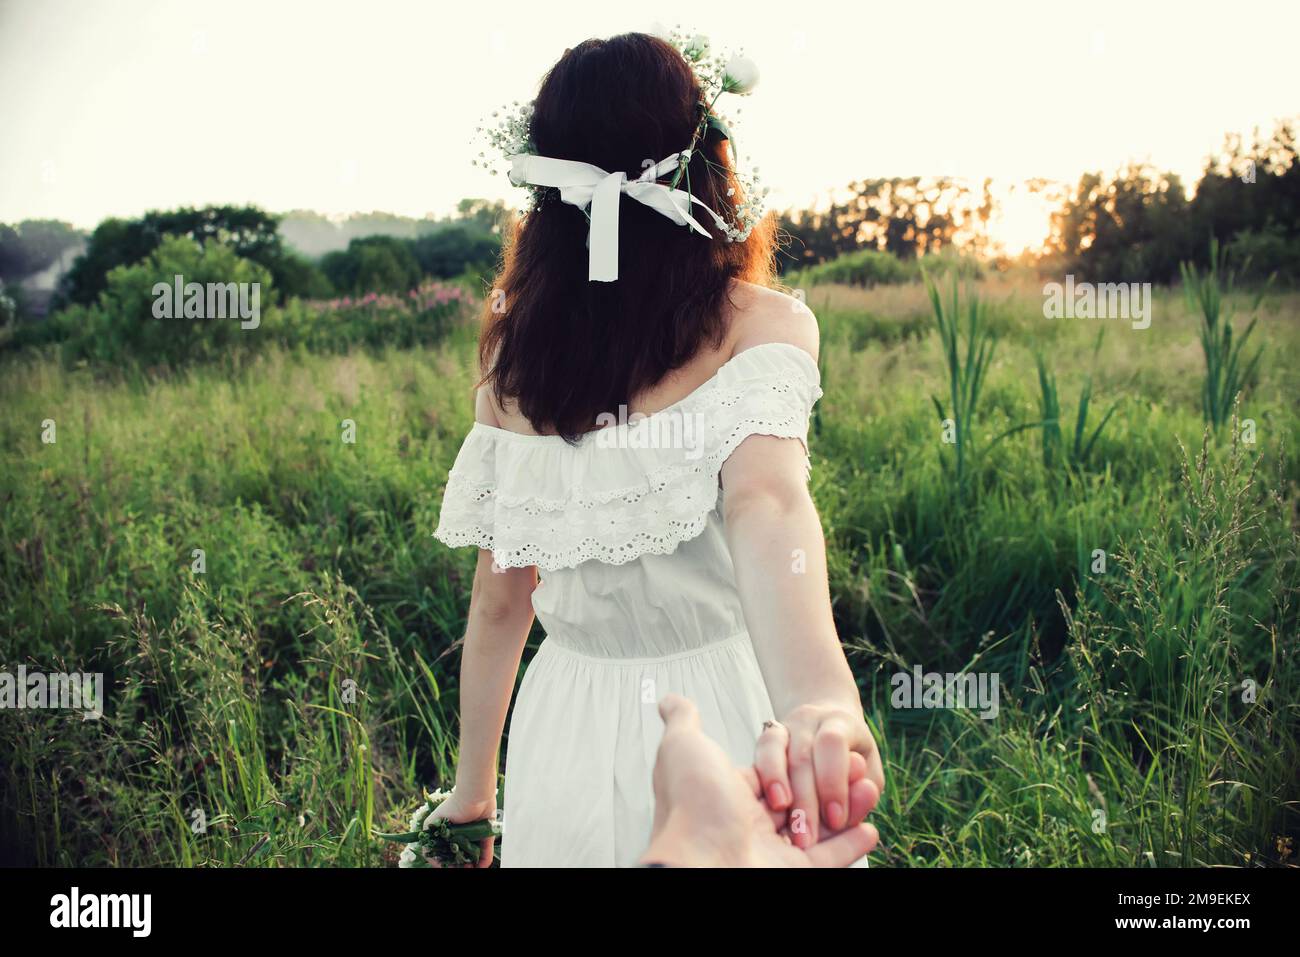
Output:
[
  {"xmin": 775, "ymin": 119, "xmax": 1297, "ymax": 282},
  {"xmin": 2, "ymin": 118, "xmax": 1294, "ymax": 328},
  {"xmin": 0, "ymin": 200, "xmax": 509, "ymax": 323}
]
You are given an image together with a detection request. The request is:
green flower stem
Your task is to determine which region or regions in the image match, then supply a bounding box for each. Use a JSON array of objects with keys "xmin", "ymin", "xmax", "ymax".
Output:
[
  {"xmin": 374, "ymin": 829, "xmax": 423, "ymax": 842},
  {"xmin": 670, "ymin": 89, "xmax": 725, "ymax": 189},
  {"xmin": 375, "ymin": 819, "xmax": 497, "ymax": 843}
]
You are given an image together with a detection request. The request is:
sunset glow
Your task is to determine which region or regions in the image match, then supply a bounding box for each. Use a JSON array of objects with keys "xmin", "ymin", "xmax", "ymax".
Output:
[{"xmin": 1, "ymin": 0, "xmax": 1296, "ymax": 253}]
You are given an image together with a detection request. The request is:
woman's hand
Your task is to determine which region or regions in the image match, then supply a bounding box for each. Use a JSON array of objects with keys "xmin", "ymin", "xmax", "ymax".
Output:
[
  {"xmin": 754, "ymin": 702, "xmax": 885, "ymax": 847},
  {"xmin": 426, "ymin": 789, "xmax": 498, "ymax": 868}
]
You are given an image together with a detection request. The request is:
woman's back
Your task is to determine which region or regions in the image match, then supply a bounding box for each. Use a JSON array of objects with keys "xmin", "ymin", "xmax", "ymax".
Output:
[
  {"xmin": 437, "ymin": 318, "xmax": 822, "ymax": 656},
  {"xmin": 434, "ymin": 320, "xmax": 823, "ymax": 865}
]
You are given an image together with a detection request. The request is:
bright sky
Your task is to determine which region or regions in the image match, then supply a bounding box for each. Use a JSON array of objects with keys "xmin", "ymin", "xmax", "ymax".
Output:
[{"xmin": 1, "ymin": 0, "xmax": 1296, "ymax": 252}]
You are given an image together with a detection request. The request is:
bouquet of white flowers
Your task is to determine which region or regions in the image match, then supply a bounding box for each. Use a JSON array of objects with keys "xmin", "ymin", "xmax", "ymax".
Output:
[{"xmin": 376, "ymin": 789, "xmax": 501, "ymax": 868}]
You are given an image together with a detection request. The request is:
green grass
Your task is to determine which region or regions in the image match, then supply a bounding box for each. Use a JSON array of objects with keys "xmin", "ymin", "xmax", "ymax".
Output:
[
  {"xmin": 1180, "ymin": 238, "xmax": 1267, "ymax": 429},
  {"xmin": 1, "ymin": 276, "xmax": 1297, "ymax": 867}
]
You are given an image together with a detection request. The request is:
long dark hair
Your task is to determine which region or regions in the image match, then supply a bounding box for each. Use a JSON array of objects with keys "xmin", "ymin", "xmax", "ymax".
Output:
[{"xmin": 478, "ymin": 32, "xmax": 776, "ymax": 441}]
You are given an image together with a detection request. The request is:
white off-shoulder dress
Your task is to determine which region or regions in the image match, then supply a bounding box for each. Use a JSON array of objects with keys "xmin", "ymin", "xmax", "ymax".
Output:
[{"xmin": 433, "ymin": 342, "xmax": 823, "ymax": 866}]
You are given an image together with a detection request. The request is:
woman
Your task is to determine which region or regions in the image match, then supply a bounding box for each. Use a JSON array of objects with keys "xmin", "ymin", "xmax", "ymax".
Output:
[{"xmin": 432, "ymin": 31, "xmax": 883, "ymax": 866}]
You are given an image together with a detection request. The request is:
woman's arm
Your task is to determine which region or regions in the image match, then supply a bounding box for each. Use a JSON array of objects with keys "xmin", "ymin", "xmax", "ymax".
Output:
[
  {"xmin": 718, "ymin": 308, "xmax": 884, "ymax": 848},
  {"xmin": 428, "ymin": 386, "xmax": 538, "ymax": 865},
  {"xmin": 721, "ymin": 434, "xmax": 858, "ymax": 717},
  {"xmin": 721, "ymin": 434, "xmax": 882, "ymax": 847},
  {"xmin": 452, "ymin": 549, "xmax": 537, "ymax": 801},
  {"xmin": 427, "ymin": 549, "xmax": 535, "ymax": 867}
]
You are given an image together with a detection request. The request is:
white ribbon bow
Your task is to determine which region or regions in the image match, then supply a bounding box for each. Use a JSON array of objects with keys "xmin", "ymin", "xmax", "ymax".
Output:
[{"xmin": 507, "ymin": 151, "xmax": 730, "ymax": 282}]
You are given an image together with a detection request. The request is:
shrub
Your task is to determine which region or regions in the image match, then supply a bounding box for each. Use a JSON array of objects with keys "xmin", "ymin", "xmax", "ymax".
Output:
[
  {"xmin": 798, "ymin": 249, "xmax": 917, "ymax": 288},
  {"xmin": 1227, "ymin": 225, "xmax": 1300, "ymax": 283},
  {"xmin": 280, "ymin": 282, "xmax": 475, "ymax": 353},
  {"xmin": 793, "ymin": 247, "xmax": 984, "ymax": 290},
  {"xmin": 58, "ymin": 236, "xmax": 273, "ymax": 367}
]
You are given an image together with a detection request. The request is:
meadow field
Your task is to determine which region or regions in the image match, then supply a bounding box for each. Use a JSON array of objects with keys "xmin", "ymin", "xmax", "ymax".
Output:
[{"xmin": 1, "ymin": 273, "xmax": 1297, "ymax": 867}]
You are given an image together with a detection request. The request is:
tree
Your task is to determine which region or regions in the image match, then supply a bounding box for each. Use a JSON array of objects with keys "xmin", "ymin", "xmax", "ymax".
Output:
[
  {"xmin": 1046, "ymin": 120, "xmax": 1299, "ymax": 284},
  {"xmin": 0, "ymin": 220, "xmax": 84, "ymax": 281},
  {"xmin": 320, "ymin": 235, "xmax": 421, "ymax": 294},
  {"xmin": 1048, "ymin": 165, "xmax": 1193, "ymax": 282},
  {"xmin": 58, "ymin": 205, "xmax": 298, "ymax": 306},
  {"xmin": 410, "ymin": 225, "xmax": 500, "ymax": 279},
  {"xmin": 454, "ymin": 198, "xmax": 512, "ymax": 235},
  {"xmin": 776, "ymin": 177, "xmax": 988, "ymax": 272}
]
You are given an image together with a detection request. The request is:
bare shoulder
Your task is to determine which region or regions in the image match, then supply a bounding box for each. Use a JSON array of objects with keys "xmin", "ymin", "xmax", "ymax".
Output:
[
  {"xmin": 473, "ymin": 384, "xmax": 503, "ymax": 428},
  {"xmin": 472, "ymin": 342, "xmax": 512, "ymax": 429},
  {"xmin": 726, "ymin": 279, "xmax": 819, "ymax": 362}
]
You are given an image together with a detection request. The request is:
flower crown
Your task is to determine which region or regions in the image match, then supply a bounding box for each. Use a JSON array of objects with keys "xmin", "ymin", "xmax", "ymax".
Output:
[{"xmin": 472, "ymin": 30, "xmax": 767, "ymax": 281}]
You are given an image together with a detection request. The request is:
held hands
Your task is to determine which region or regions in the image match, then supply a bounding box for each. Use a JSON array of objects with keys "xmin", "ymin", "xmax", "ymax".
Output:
[
  {"xmin": 641, "ymin": 695, "xmax": 880, "ymax": 867},
  {"xmin": 756, "ymin": 702, "xmax": 885, "ymax": 848}
]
